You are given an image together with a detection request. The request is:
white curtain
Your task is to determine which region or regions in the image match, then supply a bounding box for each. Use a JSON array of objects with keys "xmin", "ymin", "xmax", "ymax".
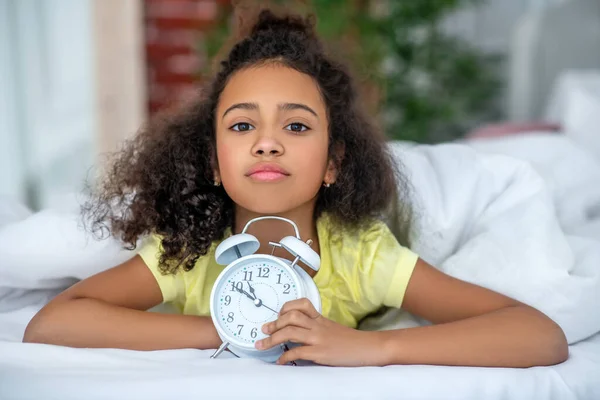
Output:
[
  {"xmin": 0, "ymin": 0, "xmax": 96, "ymax": 211},
  {"xmin": 527, "ymin": 0, "xmax": 570, "ymax": 11}
]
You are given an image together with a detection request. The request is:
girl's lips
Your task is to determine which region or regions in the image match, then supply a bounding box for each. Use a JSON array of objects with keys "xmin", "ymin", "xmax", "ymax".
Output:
[
  {"xmin": 245, "ymin": 163, "xmax": 290, "ymax": 182},
  {"xmin": 247, "ymin": 171, "xmax": 289, "ymax": 182}
]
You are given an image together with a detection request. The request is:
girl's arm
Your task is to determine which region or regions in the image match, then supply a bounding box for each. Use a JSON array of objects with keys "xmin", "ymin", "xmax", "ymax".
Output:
[
  {"xmin": 23, "ymin": 255, "xmax": 221, "ymax": 350},
  {"xmin": 379, "ymin": 258, "xmax": 569, "ymax": 367},
  {"xmin": 256, "ymin": 259, "xmax": 569, "ymax": 367}
]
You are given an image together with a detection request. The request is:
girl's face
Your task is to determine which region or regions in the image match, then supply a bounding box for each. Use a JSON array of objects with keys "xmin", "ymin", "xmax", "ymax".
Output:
[{"xmin": 215, "ymin": 63, "xmax": 335, "ymax": 215}]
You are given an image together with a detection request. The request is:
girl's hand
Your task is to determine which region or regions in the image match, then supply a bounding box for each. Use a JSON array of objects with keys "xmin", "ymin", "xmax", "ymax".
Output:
[{"xmin": 255, "ymin": 298, "xmax": 386, "ymax": 367}]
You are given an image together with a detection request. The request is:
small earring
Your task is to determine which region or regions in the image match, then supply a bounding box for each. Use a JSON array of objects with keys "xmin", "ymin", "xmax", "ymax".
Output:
[
  {"xmin": 323, "ymin": 182, "xmax": 331, "ymax": 188},
  {"xmin": 213, "ymin": 179, "xmax": 221, "ymax": 187}
]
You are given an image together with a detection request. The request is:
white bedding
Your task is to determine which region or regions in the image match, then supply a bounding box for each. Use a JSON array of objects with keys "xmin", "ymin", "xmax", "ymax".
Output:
[
  {"xmin": 1, "ymin": 333, "xmax": 599, "ymax": 400},
  {"xmin": 1, "ymin": 133, "xmax": 600, "ymax": 399}
]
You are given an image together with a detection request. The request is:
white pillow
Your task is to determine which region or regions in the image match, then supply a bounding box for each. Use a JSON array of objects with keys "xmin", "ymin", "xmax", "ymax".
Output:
[
  {"xmin": 0, "ymin": 195, "xmax": 135, "ymax": 290},
  {"xmin": 0, "ymin": 195, "xmax": 32, "ymax": 228},
  {"xmin": 546, "ymin": 70, "xmax": 600, "ymax": 160}
]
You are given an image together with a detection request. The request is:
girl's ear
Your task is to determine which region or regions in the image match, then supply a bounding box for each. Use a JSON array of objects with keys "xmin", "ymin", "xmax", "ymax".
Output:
[
  {"xmin": 211, "ymin": 152, "xmax": 221, "ymax": 185},
  {"xmin": 324, "ymin": 142, "xmax": 345, "ymax": 185},
  {"xmin": 213, "ymin": 170, "xmax": 221, "ymax": 186},
  {"xmin": 324, "ymin": 159, "xmax": 337, "ymax": 185}
]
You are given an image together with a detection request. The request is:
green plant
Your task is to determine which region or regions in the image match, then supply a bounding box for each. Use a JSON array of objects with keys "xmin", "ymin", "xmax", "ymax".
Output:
[{"xmin": 202, "ymin": 0, "xmax": 502, "ymax": 143}]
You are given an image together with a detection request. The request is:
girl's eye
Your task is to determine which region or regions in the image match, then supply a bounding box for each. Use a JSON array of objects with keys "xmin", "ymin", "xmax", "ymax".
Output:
[
  {"xmin": 285, "ymin": 122, "xmax": 309, "ymax": 133},
  {"xmin": 230, "ymin": 122, "xmax": 255, "ymax": 132}
]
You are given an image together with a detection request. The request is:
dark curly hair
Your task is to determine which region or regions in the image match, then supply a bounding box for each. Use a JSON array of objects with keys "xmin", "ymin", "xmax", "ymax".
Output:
[{"xmin": 83, "ymin": 5, "xmax": 412, "ymax": 274}]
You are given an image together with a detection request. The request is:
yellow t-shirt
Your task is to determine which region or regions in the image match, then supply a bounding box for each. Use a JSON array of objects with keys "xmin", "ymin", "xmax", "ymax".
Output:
[{"xmin": 138, "ymin": 215, "xmax": 418, "ymax": 328}]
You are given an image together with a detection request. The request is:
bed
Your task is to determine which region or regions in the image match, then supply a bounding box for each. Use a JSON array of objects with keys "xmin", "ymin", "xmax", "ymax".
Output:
[
  {"xmin": 2, "ymin": 124, "xmax": 600, "ymax": 399},
  {"xmin": 3, "ymin": 4, "xmax": 600, "ymax": 399}
]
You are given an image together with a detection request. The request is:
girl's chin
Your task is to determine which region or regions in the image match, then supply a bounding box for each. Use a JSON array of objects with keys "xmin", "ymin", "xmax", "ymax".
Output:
[
  {"xmin": 235, "ymin": 200, "xmax": 314, "ymax": 217},
  {"xmin": 229, "ymin": 185, "xmax": 320, "ymax": 217}
]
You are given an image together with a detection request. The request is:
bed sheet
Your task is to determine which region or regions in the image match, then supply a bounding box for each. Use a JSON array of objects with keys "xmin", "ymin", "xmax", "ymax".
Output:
[
  {"xmin": 1, "ymin": 329, "xmax": 599, "ymax": 400},
  {"xmin": 2, "ymin": 135, "xmax": 600, "ymax": 399}
]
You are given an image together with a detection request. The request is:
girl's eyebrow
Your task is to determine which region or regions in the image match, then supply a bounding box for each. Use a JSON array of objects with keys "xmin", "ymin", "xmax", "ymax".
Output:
[
  {"xmin": 221, "ymin": 102, "xmax": 319, "ymax": 120},
  {"xmin": 278, "ymin": 102, "xmax": 319, "ymax": 119},
  {"xmin": 222, "ymin": 102, "xmax": 259, "ymax": 120}
]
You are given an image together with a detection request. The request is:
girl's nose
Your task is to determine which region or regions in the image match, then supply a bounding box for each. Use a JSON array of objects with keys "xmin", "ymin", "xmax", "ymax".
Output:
[{"xmin": 251, "ymin": 132, "xmax": 284, "ymax": 156}]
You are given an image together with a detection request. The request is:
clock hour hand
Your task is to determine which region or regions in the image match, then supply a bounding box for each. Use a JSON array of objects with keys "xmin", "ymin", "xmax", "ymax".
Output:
[
  {"xmin": 247, "ymin": 282, "xmax": 257, "ymax": 299},
  {"xmin": 247, "ymin": 282, "xmax": 278, "ymax": 314}
]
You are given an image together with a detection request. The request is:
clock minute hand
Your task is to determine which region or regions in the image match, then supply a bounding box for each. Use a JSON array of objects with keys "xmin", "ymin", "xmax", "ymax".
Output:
[{"xmin": 234, "ymin": 285, "xmax": 255, "ymax": 301}]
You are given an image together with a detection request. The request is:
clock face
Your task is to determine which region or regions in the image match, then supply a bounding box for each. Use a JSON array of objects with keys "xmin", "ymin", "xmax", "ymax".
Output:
[{"xmin": 212, "ymin": 256, "xmax": 301, "ymax": 346}]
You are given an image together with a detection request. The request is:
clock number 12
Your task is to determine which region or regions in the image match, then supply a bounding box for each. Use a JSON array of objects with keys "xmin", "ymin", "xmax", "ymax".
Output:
[{"xmin": 258, "ymin": 267, "xmax": 270, "ymax": 278}]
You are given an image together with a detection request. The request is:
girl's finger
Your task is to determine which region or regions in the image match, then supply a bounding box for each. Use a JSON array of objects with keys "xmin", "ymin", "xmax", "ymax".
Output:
[
  {"xmin": 255, "ymin": 326, "xmax": 311, "ymax": 350},
  {"xmin": 279, "ymin": 297, "xmax": 320, "ymax": 319},
  {"xmin": 277, "ymin": 345, "xmax": 313, "ymax": 365},
  {"xmin": 263, "ymin": 310, "xmax": 313, "ymax": 334}
]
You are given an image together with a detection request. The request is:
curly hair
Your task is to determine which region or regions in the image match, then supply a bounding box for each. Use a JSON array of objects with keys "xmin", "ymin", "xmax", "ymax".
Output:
[{"xmin": 83, "ymin": 6, "xmax": 412, "ymax": 274}]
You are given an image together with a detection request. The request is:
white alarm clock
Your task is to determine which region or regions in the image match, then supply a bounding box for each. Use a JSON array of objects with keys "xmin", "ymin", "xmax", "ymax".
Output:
[{"xmin": 209, "ymin": 216, "xmax": 321, "ymax": 363}]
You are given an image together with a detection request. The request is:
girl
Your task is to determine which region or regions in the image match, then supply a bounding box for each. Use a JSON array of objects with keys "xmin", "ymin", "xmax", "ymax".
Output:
[{"xmin": 23, "ymin": 6, "xmax": 568, "ymax": 368}]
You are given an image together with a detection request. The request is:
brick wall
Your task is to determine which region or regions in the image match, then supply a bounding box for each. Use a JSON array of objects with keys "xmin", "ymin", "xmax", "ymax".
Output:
[{"xmin": 144, "ymin": 0, "xmax": 229, "ymax": 114}]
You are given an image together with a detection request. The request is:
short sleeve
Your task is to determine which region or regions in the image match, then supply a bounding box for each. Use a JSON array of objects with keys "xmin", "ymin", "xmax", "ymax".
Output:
[
  {"xmin": 359, "ymin": 222, "xmax": 419, "ymax": 309},
  {"xmin": 137, "ymin": 235, "xmax": 186, "ymax": 305}
]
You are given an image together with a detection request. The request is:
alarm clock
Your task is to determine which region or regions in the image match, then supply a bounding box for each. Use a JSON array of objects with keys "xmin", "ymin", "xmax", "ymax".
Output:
[{"xmin": 209, "ymin": 216, "xmax": 321, "ymax": 363}]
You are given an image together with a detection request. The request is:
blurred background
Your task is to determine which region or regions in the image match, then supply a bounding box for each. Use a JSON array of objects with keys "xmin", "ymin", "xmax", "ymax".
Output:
[{"xmin": 0, "ymin": 0, "xmax": 598, "ymax": 211}]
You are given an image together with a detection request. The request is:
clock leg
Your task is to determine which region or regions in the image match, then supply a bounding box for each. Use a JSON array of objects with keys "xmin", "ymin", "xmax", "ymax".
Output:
[
  {"xmin": 282, "ymin": 344, "xmax": 297, "ymax": 366},
  {"xmin": 210, "ymin": 341, "xmax": 230, "ymax": 359}
]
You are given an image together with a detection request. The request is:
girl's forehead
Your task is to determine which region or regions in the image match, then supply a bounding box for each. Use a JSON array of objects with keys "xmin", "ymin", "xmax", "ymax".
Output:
[{"xmin": 219, "ymin": 64, "xmax": 325, "ymax": 110}]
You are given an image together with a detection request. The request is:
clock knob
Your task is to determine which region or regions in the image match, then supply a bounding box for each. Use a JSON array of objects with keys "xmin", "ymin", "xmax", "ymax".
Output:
[{"xmin": 279, "ymin": 236, "xmax": 320, "ymax": 271}]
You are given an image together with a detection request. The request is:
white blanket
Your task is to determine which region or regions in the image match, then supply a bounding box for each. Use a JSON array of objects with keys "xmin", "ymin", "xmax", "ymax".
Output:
[{"xmin": 1, "ymin": 135, "xmax": 600, "ymax": 399}]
